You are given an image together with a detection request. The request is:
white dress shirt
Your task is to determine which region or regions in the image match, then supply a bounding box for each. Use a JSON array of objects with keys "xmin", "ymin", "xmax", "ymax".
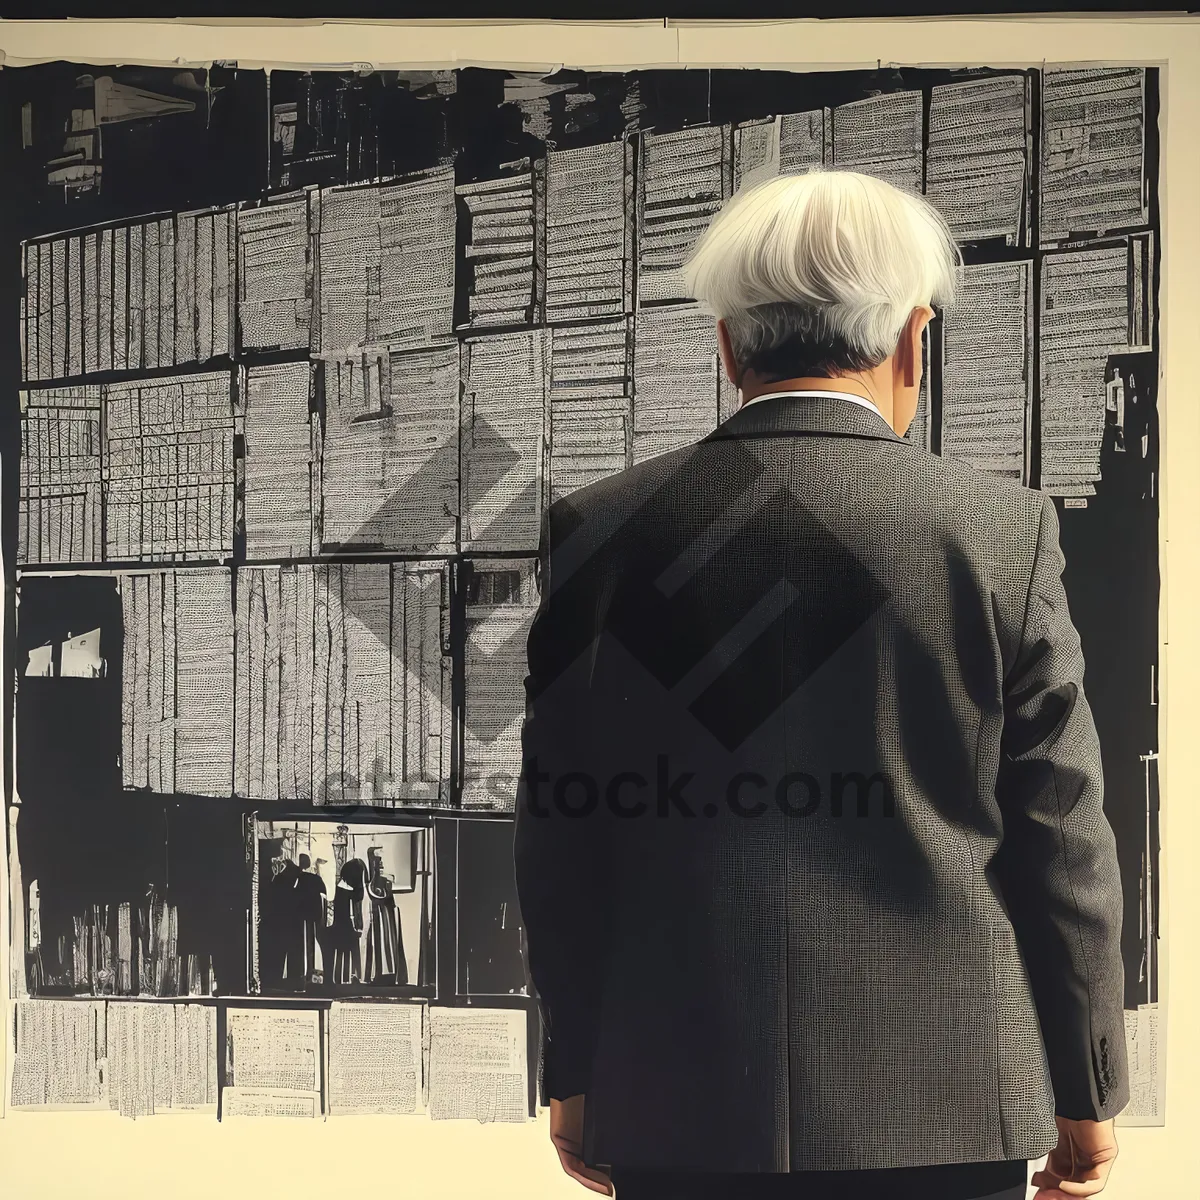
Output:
[{"xmin": 739, "ymin": 388, "xmax": 884, "ymax": 418}]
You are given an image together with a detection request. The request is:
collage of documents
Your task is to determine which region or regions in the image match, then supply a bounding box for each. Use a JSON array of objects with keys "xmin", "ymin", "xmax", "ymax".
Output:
[{"xmin": 2, "ymin": 59, "xmax": 1162, "ymax": 1123}]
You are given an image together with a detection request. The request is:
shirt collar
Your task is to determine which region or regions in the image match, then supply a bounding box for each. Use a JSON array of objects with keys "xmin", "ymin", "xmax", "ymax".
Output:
[{"xmin": 739, "ymin": 388, "xmax": 884, "ymax": 417}]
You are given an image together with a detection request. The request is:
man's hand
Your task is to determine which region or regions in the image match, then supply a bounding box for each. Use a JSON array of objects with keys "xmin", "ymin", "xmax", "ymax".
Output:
[
  {"xmin": 1031, "ymin": 1115, "xmax": 1119, "ymax": 1198},
  {"xmin": 550, "ymin": 1095, "xmax": 614, "ymax": 1195}
]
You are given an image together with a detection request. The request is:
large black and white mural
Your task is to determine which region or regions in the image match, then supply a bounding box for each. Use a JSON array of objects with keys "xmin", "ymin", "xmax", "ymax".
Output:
[{"xmin": 0, "ymin": 61, "xmax": 1161, "ymax": 1122}]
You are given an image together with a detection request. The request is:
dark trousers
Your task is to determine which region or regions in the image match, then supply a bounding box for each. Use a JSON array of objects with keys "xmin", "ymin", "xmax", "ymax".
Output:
[{"xmin": 610, "ymin": 1159, "xmax": 1028, "ymax": 1200}]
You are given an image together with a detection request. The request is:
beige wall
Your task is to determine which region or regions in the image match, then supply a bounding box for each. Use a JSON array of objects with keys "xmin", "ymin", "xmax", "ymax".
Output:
[{"xmin": 0, "ymin": 16, "xmax": 1196, "ymax": 1200}]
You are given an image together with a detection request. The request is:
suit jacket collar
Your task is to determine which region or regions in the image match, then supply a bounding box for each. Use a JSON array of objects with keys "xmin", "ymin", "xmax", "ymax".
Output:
[{"xmin": 701, "ymin": 391, "xmax": 908, "ymax": 445}]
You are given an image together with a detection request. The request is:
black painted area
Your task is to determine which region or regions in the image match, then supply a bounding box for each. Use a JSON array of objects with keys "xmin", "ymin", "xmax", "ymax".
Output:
[
  {"xmin": 456, "ymin": 815, "xmax": 528, "ymax": 998},
  {"xmin": 14, "ymin": 573, "xmax": 123, "ymax": 801}
]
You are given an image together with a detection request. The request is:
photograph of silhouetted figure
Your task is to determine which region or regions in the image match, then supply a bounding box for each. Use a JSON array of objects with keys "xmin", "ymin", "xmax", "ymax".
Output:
[
  {"xmin": 330, "ymin": 857, "xmax": 367, "ymax": 986},
  {"xmin": 253, "ymin": 822, "xmax": 431, "ymax": 996},
  {"xmin": 293, "ymin": 853, "xmax": 327, "ymax": 983},
  {"xmin": 365, "ymin": 845, "xmax": 407, "ymax": 985}
]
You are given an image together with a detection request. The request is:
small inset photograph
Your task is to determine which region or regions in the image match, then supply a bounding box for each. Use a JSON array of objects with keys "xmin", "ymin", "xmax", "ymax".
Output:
[{"xmin": 252, "ymin": 818, "xmax": 434, "ymax": 997}]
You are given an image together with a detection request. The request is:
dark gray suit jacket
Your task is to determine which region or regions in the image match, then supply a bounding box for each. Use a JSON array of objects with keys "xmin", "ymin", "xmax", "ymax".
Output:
[{"xmin": 513, "ymin": 393, "xmax": 1128, "ymax": 1173}]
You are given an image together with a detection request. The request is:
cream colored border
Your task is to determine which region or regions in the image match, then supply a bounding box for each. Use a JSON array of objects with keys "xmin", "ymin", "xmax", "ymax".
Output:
[{"xmin": 0, "ymin": 18, "xmax": 1196, "ymax": 1200}]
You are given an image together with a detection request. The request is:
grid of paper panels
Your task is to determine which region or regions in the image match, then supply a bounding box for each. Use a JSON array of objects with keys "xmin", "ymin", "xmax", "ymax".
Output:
[
  {"xmin": 19, "ymin": 68, "xmax": 1153, "ymax": 551},
  {"xmin": 18, "ymin": 386, "xmax": 103, "ymax": 565},
  {"xmin": 233, "ymin": 562, "xmax": 452, "ymax": 805},
  {"xmin": 457, "ymin": 169, "xmax": 539, "ymax": 329},
  {"xmin": 14, "ymin": 68, "xmax": 1156, "ymax": 811},
  {"xmin": 21, "ymin": 208, "xmax": 237, "ymax": 383},
  {"xmin": 9, "ymin": 998, "xmax": 531, "ymax": 1122},
  {"xmin": 18, "ymin": 374, "xmax": 237, "ymax": 566},
  {"xmin": 118, "ymin": 567, "xmax": 235, "ymax": 796},
  {"xmin": 103, "ymin": 372, "xmax": 236, "ymax": 562}
]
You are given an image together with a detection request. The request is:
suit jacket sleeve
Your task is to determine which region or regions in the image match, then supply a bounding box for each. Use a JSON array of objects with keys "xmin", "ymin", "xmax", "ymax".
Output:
[
  {"xmin": 513, "ymin": 502, "xmax": 612, "ymax": 1101},
  {"xmin": 993, "ymin": 492, "xmax": 1129, "ymax": 1121}
]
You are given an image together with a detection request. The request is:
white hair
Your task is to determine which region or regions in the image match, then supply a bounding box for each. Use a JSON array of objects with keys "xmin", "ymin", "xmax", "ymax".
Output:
[{"xmin": 682, "ymin": 169, "xmax": 962, "ymax": 378}]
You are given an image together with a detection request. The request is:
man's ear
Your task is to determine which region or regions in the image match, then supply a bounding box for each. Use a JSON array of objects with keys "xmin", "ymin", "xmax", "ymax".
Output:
[
  {"xmin": 716, "ymin": 319, "xmax": 740, "ymax": 387},
  {"xmin": 899, "ymin": 306, "xmax": 933, "ymax": 388}
]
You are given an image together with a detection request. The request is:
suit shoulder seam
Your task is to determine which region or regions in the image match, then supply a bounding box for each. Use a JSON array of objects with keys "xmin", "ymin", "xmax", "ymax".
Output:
[{"xmin": 1011, "ymin": 494, "xmax": 1050, "ymax": 685}]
